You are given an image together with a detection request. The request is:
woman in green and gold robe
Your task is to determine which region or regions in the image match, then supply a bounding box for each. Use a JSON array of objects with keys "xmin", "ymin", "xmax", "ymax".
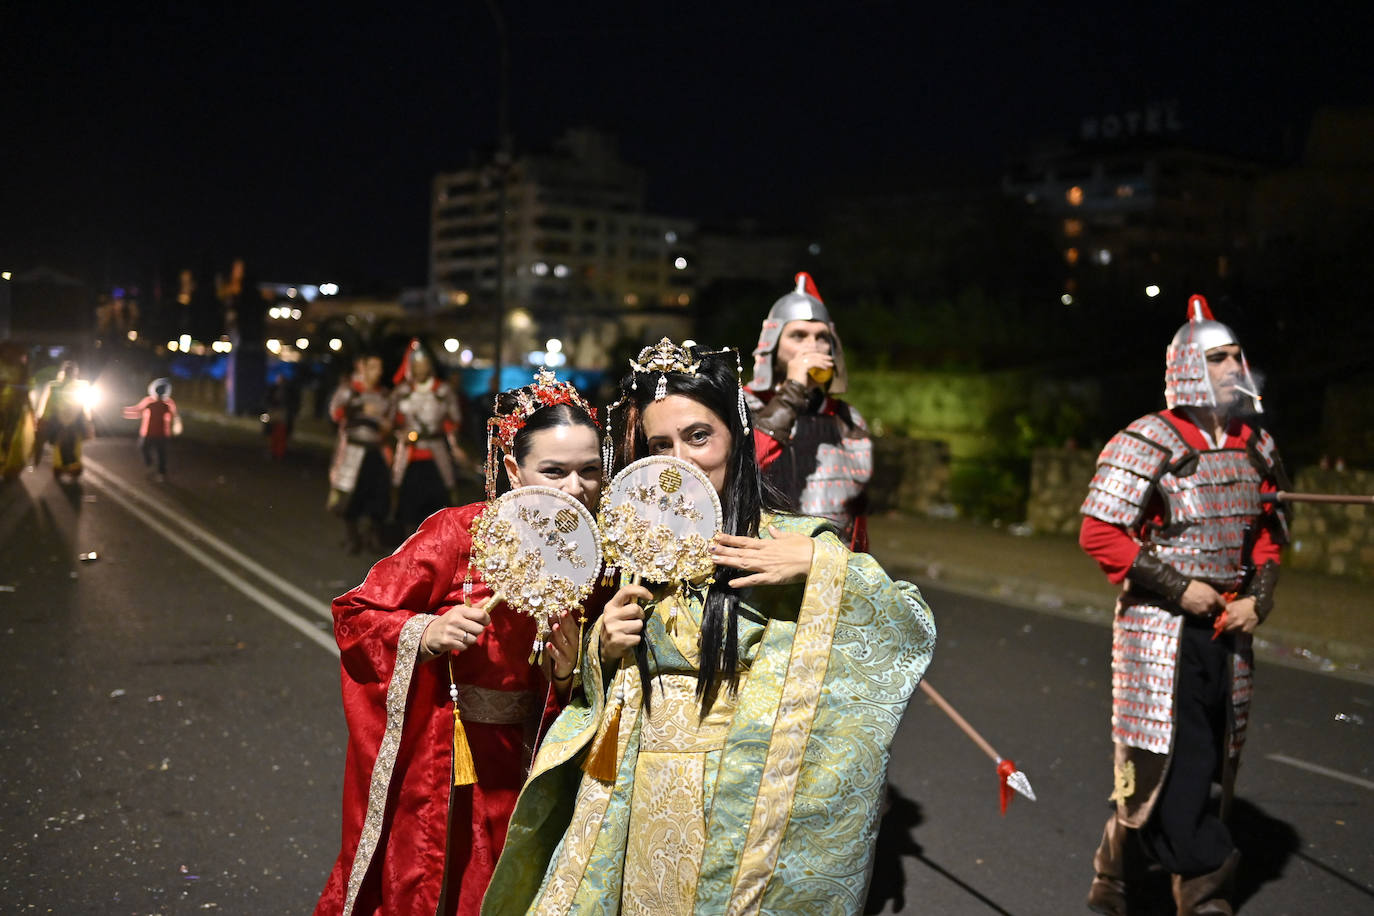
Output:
[{"xmin": 484, "ymin": 340, "xmax": 935, "ymax": 916}]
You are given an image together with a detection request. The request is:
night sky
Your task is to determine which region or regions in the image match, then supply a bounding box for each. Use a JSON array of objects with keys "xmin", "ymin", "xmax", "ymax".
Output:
[{"xmin": 4, "ymin": 1, "xmax": 1369, "ymax": 292}]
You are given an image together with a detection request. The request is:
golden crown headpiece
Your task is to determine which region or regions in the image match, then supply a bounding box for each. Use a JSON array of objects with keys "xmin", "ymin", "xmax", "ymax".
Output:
[
  {"xmin": 485, "ymin": 369, "xmax": 599, "ymax": 499},
  {"xmin": 602, "ymin": 337, "xmax": 751, "ymax": 479}
]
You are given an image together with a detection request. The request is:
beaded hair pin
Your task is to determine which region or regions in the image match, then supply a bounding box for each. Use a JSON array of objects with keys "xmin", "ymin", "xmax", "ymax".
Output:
[
  {"xmin": 485, "ymin": 368, "xmax": 599, "ymax": 500},
  {"xmin": 602, "ymin": 337, "xmax": 751, "ymax": 480}
]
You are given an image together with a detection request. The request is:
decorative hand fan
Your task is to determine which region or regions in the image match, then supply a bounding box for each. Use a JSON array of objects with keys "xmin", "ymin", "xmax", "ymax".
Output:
[
  {"xmin": 599, "ymin": 455, "xmax": 722, "ymax": 585},
  {"xmin": 470, "ymin": 485, "xmax": 603, "ymax": 663}
]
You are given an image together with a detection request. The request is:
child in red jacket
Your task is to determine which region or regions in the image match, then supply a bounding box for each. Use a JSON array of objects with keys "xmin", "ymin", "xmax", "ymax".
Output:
[{"xmin": 123, "ymin": 378, "xmax": 181, "ymax": 480}]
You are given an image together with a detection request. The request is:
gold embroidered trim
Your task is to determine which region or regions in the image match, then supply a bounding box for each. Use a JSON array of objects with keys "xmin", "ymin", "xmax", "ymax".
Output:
[
  {"xmin": 728, "ymin": 537, "xmax": 846, "ymax": 916},
  {"xmin": 1110, "ymin": 759, "xmax": 1137, "ymax": 803},
  {"xmin": 533, "ymin": 662, "xmax": 642, "ymax": 914},
  {"xmin": 341, "ymin": 613, "xmax": 435, "ymax": 916},
  {"xmin": 457, "ymin": 684, "xmax": 541, "ymax": 725}
]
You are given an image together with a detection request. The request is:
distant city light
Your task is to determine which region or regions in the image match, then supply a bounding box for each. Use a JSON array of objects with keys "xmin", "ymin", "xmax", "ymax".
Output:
[
  {"xmin": 545, "ymin": 352, "xmax": 566, "ymax": 367},
  {"xmin": 286, "ymin": 288, "xmax": 298, "ymax": 298},
  {"xmin": 1, "ymin": 272, "xmax": 11, "ymax": 281},
  {"xmin": 808, "ymin": 243, "xmax": 822, "ymax": 256},
  {"xmin": 329, "ymin": 338, "xmax": 343, "ymax": 351},
  {"xmin": 1066, "ymin": 186, "xmax": 1084, "ymax": 206},
  {"xmin": 624, "ymin": 293, "xmax": 639, "ymax": 306},
  {"xmin": 553, "ymin": 264, "xmax": 570, "ymax": 278},
  {"xmin": 532, "ymin": 261, "xmax": 550, "ymax": 277},
  {"xmin": 545, "ymin": 338, "xmax": 562, "ymax": 354},
  {"xmin": 1096, "ymin": 249, "xmax": 1112, "ymax": 265},
  {"xmin": 269, "ymin": 307, "xmax": 282, "ymax": 319},
  {"xmin": 127, "ymin": 330, "xmax": 138, "ymax": 341},
  {"xmin": 677, "ymin": 293, "xmax": 690, "ymax": 306},
  {"xmin": 178, "ymin": 333, "xmax": 191, "ymax": 351},
  {"xmin": 1061, "ymin": 294, "xmax": 1075, "ymax": 306},
  {"xmin": 529, "ymin": 350, "xmax": 546, "ymax": 366},
  {"xmin": 460, "ymin": 349, "xmax": 474, "ymax": 364},
  {"xmin": 674, "ymin": 257, "xmax": 688, "ymax": 270},
  {"xmin": 507, "ymin": 309, "xmax": 533, "ymax": 332},
  {"xmin": 167, "ymin": 340, "xmax": 180, "ymax": 352},
  {"xmin": 291, "ymin": 308, "xmax": 302, "ymax": 320},
  {"xmin": 296, "ymin": 338, "xmax": 310, "ymax": 350},
  {"xmin": 319, "ymin": 282, "xmax": 340, "ymax": 296},
  {"xmin": 452, "ymin": 290, "xmax": 470, "ymax": 306},
  {"xmin": 664, "ymin": 230, "xmax": 678, "ymax": 243},
  {"xmin": 1145, "ymin": 285, "xmax": 1161, "ymax": 298},
  {"xmin": 444, "ymin": 338, "xmax": 460, "ymax": 353},
  {"xmin": 267, "ymin": 339, "xmax": 282, "ymax": 354}
]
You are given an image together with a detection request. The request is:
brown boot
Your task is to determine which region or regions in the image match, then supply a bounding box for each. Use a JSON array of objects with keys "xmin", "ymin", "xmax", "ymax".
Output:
[
  {"xmin": 1087, "ymin": 815, "xmax": 1132, "ymax": 915},
  {"xmin": 1171, "ymin": 849, "xmax": 1240, "ymax": 915}
]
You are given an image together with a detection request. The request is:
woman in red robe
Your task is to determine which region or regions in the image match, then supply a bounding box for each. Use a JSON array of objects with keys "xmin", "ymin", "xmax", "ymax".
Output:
[{"xmin": 315, "ymin": 372, "xmax": 604, "ymax": 916}]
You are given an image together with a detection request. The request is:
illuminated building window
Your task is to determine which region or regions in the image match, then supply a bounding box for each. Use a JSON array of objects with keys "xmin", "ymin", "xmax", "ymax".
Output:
[
  {"xmin": 1066, "ymin": 186, "xmax": 1084, "ymax": 206},
  {"xmin": 1063, "ymin": 218, "xmax": 1083, "ymax": 238},
  {"xmin": 1065, "ymin": 247, "xmax": 1080, "ymax": 265}
]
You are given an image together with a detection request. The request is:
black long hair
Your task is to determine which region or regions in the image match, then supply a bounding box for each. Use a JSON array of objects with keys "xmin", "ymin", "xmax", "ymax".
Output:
[{"xmin": 613, "ymin": 348, "xmax": 789, "ymax": 716}]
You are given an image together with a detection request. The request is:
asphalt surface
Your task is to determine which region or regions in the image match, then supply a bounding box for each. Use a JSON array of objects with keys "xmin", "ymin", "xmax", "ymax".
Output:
[{"xmin": 2, "ymin": 429, "xmax": 1371, "ymax": 914}]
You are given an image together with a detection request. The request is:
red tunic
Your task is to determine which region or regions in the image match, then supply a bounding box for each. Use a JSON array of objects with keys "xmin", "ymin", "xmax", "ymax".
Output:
[{"xmin": 315, "ymin": 504, "xmax": 561, "ymax": 916}]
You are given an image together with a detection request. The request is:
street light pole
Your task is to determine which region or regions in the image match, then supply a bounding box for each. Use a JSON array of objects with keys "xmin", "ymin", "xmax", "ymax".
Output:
[{"xmin": 483, "ymin": 0, "xmax": 511, "ymax": 396}]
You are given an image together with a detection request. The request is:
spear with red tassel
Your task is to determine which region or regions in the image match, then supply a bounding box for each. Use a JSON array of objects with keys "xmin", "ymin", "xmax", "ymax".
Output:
[{"xmin": 920, "ymin": 679, "xmax": 1036, "ymax": 814}]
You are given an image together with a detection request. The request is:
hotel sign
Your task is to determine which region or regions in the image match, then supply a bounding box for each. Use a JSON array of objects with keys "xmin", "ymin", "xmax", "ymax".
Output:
[{"xmin": 1081, "ymin": 101, "xmax": 1182, "ymax": 141}]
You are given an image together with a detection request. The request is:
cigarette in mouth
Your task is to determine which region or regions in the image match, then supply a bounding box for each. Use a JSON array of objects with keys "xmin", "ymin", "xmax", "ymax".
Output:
[{"xmin": 1232, "ymin": 384, "xmax": 1261, "ymax": 400}]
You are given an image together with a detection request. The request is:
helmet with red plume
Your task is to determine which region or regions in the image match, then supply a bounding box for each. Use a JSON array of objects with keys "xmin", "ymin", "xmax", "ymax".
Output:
[
  {"xmin": 748, "ymin": 271, "xmax": 848, "ymax": 394},
  {"xmin": 1164, "ymin": 294, "xmax": 1262, "ymax": 413}
]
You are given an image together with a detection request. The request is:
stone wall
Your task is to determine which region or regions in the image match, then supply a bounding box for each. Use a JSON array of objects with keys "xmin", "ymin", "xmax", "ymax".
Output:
[
  {"xmin": 869, "ymin": 435, "xmax": 952, "ymax": 515},
  {"xmin": 1026, "ymin": 447, "xmax": 1097, "ymax": 536},
  {"xmin": 1286, "ymin": 467, "xmax": 1374, "ymax": 580}
]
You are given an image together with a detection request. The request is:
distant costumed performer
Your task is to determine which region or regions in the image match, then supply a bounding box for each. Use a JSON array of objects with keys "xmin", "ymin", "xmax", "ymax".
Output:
[
  {"xmin": 745, "ymin": 272, "xmax": 873, "ymax": 551},
  {"xmin": 484, "ymin": 338, "xmax": 936, "ymax": 915},
  {"xmin": 1080, "ymin": 295, "xmax": 1287, "ymax": 916},
  {"xmin": 390, "ymin": 338, "xmax": 468, "ymax": 533},
  {"xmin": 316, "ymin": 370, "xmax": 604, "ymax": 916}
]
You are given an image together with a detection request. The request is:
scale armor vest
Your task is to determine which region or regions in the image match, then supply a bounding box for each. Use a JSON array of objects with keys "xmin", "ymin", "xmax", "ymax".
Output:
[{"xmin": 1082, "ymin": 411, "xmax": 1281, "ymax": 756}]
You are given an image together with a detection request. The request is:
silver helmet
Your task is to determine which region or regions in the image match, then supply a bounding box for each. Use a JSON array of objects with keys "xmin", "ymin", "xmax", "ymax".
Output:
[
  {"xmin": 1164, "ymin": 294, "xmax": 1262, "ymax": 413},
  {"xmin": 747, "ymin": 271, "xmax": 848, "ymax": 394}
]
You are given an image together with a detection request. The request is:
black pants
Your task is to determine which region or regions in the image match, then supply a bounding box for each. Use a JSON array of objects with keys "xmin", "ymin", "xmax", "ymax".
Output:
[
  {"xmin": 1139, "ymin": 622, "xmax": 1236, "ymax": 876},
  {"xmin": 344, "ymin": 447, "xmax": 390, "ymax": 524},
  {"xmin": 397, "ymin": 460, "xmax": 448, "ymax": 535},
  {"xmin": 140, "ymin": 436, "xmax": 168, "ymax": 474}
]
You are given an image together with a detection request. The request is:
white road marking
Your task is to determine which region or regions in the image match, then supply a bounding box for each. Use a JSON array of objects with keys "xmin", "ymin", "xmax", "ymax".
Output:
[
  {"xmin": 1266, "ymin": 753, "xmax": 1374, "ymax": 791},
  {"xmin": 83, "ymin": 459, "xmax": 338, "ymax": 656}
]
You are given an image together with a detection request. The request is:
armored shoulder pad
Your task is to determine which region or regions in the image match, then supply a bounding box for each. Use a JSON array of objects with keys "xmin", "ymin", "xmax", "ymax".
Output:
[
  {"xmin": 1248, "ymin": 427, "xmax": 1286, "ymax": 480},
  {"xmin": 1080, "ymin": 415, "xmax": 1182, "ymax": 527}
]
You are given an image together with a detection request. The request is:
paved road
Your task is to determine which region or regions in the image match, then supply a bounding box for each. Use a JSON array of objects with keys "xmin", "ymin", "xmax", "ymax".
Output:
[{"xmin": 2, "ymin": 432, "xmax": 1370, "ymax": 914}]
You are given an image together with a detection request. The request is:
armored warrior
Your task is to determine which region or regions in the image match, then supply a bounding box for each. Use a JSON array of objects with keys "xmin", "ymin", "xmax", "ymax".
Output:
[
  {"xmin": 390, "ymin": 339, "xmax": 468, "ymax": 534},
  {"xmin": 744, "ymin": 272, "xmax": 873, "ymax": 550},
  {"xmin": 328, "ymin": 353, "xmax": 393, "ymax": 554},
  {"xmin": 1079, "ymin": 295, "xmax": 1286, "ymax": 915}
]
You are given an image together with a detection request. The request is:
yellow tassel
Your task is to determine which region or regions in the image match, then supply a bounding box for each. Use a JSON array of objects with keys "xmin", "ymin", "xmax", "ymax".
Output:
[
  {"xmin": 452, "ymin": 706, "xmax": 478, "ymax": 787},
  {"xmin": 581, "ymin": 665, "xmax": 624, "ymax": 782},
  {"xmin": 449, "ymin": 658, "xmax": 477, "ymax": 787}
]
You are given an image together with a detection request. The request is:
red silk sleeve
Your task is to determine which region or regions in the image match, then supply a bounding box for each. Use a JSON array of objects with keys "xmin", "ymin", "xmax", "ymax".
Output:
[
  {"xmin": 1079, "ymin": 516, "xmax": 1141, "ymax": 584},
  {"xmin": 332, "ymin": 509, "xmax": 467, "ymax": 685}
]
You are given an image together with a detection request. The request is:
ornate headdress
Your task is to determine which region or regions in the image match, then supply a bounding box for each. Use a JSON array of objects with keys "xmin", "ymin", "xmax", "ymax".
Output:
[
  {"xmin": 485, "ymin": 369, "xmax": 599, "ymax": 499},
  {"xmin": 603, "ymin": 337, "xmax": 751, "ymax": 478}
]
